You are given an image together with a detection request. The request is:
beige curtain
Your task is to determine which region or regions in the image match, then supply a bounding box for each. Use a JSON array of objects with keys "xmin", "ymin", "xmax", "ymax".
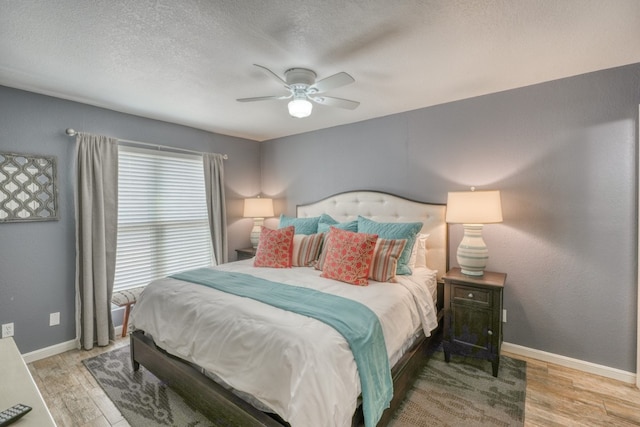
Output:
[
  {"xmin": 75, "ymin": 132, "xmax": 118, "ymax": 350},
  {"xmin": 203, "ymin": 153, "xmax": 228, "ymax": 264}
]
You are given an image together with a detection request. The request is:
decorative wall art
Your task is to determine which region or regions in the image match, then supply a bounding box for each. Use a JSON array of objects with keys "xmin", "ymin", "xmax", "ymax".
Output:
[{"xmin": 0, "ymin": 152, "xmax": 58, "ymax": 222}]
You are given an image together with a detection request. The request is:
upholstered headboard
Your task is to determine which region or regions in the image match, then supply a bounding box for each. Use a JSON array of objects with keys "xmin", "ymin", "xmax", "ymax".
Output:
[{"xmin": 297, "ymin": 191, "xmax": 448, "ymax": 280}]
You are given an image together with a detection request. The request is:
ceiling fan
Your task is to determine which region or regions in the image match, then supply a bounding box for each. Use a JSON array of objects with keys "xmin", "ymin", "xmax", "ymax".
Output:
[{"xmin": 237, "ymin": 64, "xmax": 360, "ymax": 118}]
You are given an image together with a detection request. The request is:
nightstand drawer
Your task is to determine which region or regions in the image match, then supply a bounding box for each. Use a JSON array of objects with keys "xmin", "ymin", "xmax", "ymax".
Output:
[{"xmin": 451, "ymin": 284, "xmax": 491, "ymax": 306}]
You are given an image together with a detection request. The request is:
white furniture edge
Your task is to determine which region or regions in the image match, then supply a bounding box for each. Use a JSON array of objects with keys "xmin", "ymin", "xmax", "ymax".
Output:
[
  {"xmin": 502, "ymin": 342, "xmax": 636, "ymax": 384},
  {"xmin": 0, "ymin": 337, "xmax": 56, "ymax": 426},
  {"xmin": 297, "ymin": 190, "xmax": 448, "ymax": 281}
]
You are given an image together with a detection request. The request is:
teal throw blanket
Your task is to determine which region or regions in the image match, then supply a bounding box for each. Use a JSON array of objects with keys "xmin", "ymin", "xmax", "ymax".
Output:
[{"xmin": 170, "ymin": 268, "xmax": 392, "ymax": 427}]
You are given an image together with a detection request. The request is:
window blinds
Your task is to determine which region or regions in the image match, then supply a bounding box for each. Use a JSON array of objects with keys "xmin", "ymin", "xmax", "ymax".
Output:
[{"xmin": 113, "ymin": 146, "xmax": 213, "ymax": 291}]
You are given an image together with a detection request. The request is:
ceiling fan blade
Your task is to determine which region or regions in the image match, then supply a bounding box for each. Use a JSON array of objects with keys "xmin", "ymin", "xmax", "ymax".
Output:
[
  {"xmin": 310, "ymin": 95, "xmax": 359, "ymax": 110},
  {"xmin": 253, "ymin": 64, "xmax": 289, "ymax": 88},
  {"xmin": 309, "ymin": 72, "xmax": 355, "ymax": 93},
  {"xmin": 237, "ymin": 94, "xmax": 291, "ymax": 102}
]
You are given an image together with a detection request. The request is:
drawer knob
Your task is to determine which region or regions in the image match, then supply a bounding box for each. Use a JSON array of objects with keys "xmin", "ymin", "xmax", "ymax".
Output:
[
  {"xmin": 487, "ymin": 330, "xmax": 493, "ymax": 336},
  {"xmin": 467, "ymin": 293, "xmax": 474, "ymax": 298}
]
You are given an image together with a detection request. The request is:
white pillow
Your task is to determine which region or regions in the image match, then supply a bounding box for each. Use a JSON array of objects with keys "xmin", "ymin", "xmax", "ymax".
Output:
[{"xmin": 408, "ymin": 233, "xmax": 429, "ymax": 269}]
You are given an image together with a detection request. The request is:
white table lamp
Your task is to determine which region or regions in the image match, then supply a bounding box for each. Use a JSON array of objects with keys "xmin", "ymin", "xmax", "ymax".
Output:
[
  {"xmin": 243, "ymin": 197, "xmax": 274, "ymax": 248},
  {"xmin": 446, "ymin": 189, "xmax": 503, "ymax": 276}
]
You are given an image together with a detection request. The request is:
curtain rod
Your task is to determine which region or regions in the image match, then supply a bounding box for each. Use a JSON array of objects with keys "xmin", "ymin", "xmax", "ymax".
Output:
[{"xmin": 64, "ymin": 128, "xmax": 228, "ymax": 160}]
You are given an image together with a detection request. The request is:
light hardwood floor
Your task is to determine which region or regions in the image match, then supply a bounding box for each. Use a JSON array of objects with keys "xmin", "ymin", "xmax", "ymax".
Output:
[
  {"xmin": 501, "ymin": 350, "xmax": 640, "ymax": 427},
  {"xmin": 27, "ymin": 337, "xmax": 640, "ymax": 427}
]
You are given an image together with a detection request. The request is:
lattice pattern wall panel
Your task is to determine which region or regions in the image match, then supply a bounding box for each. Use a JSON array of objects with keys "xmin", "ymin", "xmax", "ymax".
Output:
[{"xmin": 0, "ymin": 152, "xmax": 58, "ymax": 222}]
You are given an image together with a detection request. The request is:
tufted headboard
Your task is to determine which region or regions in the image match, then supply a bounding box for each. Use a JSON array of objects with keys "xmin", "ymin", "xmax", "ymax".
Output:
[{"xmin": 297, "ymin": 191, "xmax": 448, "ymax": 280}]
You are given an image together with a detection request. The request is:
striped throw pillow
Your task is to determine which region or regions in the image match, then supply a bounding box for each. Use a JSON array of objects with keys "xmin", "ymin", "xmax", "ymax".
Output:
[
  {"xmin": 314, "ymin": 232, "xmax": 331, "ymax": 271},
  {"xmin": 292, "ymin": 233, "xmax": 324, "ymax": 267},
  {"xmin": 369, "ymin": 238, "xmax": 408, "ymax": 282}
]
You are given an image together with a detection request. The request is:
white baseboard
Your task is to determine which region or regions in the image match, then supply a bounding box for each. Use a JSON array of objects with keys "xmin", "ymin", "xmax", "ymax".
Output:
[
  {"xmin": 22, "ymin": 325, "xmax": 124, "ymax": 364},
  {"xmin": 22, "ymin": 339, "xmax": 78, "ymax": 364},
  {"xmin": 502, "ymin": 341, "xmax": 636, "ymax": 384}
]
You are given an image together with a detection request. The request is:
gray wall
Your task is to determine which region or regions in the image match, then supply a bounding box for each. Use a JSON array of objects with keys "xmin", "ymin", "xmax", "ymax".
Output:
[
  {"xmin": 261, "ymin": 63, "xmax": 640, "ymax": 372},
  {"xmin": 0, "ymin": 86, "xmax": 260, "ymax": 353}
]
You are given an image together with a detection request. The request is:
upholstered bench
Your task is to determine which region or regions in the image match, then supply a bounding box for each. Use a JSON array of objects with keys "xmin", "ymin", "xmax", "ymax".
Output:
[{"xmin": 111, "ymin": 287, "xmax": 145, "ymax": 337}]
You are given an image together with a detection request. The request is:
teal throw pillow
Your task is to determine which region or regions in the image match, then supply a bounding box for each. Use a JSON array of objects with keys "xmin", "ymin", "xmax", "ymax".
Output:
[
  {"xmin": 356, "ymin": 216, "xmax": 422, "ymax": 275},
  {"xmin": 278, "ymin": 214, "xmax": 320, "ymax": 235},
  {"xmin": 317, "ymin": 214, "xmax": 358, "ymax": 233}
]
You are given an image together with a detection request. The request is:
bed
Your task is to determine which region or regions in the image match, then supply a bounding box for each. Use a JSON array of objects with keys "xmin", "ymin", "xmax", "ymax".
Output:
[{"xmin": 130, "ymin": 190, "xmax": 448, "ymax": 427}]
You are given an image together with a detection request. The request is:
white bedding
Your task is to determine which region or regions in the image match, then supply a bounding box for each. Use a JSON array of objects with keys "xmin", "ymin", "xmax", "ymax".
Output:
[{"xmin": 131, "ymin": 260, "xmax": 439, "ymax": 427}]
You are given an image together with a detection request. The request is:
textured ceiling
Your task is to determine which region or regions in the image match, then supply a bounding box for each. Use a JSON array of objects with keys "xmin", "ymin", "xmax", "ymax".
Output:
[{"xmin": 1, "ymin": 0, "xmax": 639, "ymax": 141}]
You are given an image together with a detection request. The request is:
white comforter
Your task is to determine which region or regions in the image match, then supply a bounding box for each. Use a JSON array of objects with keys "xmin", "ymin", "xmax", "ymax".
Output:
[{"xmin": 131, "ymin": 260, "xmax": 438, "ymax": 427}]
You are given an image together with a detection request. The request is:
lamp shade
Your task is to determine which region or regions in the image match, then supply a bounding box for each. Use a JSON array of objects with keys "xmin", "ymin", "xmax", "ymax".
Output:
[
  {"xmin": 243, "ymin": 198, "xmax": 274, "ymax": 218},
  {"xmin": 445, "ymin": 190, "xmax": 503, "ymax": 224}
]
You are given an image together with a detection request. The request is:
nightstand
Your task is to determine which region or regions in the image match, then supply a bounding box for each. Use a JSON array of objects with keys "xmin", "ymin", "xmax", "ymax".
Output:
[
  {"xmin": 442, "ymin": 267, "xmax": 506, "ymax": 377},
  {"xmin": 235, "ymin": 247, "xmax": 256, "ymax": 261}
]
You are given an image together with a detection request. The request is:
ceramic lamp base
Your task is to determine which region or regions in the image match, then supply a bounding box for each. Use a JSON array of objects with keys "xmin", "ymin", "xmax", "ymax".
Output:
[
  {"xmin": 457, "ymin": 224, "xmax": 488, "ymax": 276},
  {"xmin": 250, "ymin": 218, "xmax": 264, "ymax": 248}
]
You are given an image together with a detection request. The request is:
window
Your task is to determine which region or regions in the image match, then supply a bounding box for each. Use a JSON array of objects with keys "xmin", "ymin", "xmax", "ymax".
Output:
[{"xmin": 113, "ymin": 146, "xmax": 213, "ymax": 291}]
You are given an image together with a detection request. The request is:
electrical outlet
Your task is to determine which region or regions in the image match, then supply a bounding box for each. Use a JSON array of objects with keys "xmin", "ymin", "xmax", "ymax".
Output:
[
  {"xmin": 49, "ymin": 312, "xmax": 60, "ymax": 326},
  {"xmin": 2, "ymin": 322, "xmax": 14, "ymax": 338},
  {"xmin": 502, "ymin": 309, "xmax": 507, "ymax": 323}
]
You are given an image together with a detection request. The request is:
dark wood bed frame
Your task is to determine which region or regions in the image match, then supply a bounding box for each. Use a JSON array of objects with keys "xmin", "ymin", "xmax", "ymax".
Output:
[
  {"xmin": 130, "ymin": 191, "xmax": 448, "ymax": 426},
  {"xmin": 130, "ymin": 285, "xmax": 443, "ymax": 427}
]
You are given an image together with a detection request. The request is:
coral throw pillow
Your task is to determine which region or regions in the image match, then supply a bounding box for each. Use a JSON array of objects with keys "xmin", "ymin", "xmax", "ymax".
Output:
[
  {"xmin": 254, "ymin": 226, "xmax": 294, "ymax": 268},
  {"xmin": 321, "ymin": 227, "xmax": 378, "ymax": 286}
]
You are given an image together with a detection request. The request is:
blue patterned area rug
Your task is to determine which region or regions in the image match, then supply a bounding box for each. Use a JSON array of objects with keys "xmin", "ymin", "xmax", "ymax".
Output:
[
  {"xmin": 83, "ymin": 346, "xmax": 214, "ymax": 426},
  {"xmin": 389, "ymin": 347, "xmax": 526, "ymax": 427},
  {"xmin": 84, "ymin": 344, "xmax": 525, "ymax": 427}
]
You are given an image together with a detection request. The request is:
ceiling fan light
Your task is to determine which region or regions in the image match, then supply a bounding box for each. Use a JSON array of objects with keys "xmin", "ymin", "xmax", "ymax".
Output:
[{"xmin": 288, "ymin": 98, "xmax": 313, "ymax": 118}]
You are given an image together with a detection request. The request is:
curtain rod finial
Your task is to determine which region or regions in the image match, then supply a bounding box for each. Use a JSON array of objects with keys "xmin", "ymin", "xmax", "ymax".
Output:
[{"xmin": 65, "ymin": 128, "xmax": 77, "ymax": 136}]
